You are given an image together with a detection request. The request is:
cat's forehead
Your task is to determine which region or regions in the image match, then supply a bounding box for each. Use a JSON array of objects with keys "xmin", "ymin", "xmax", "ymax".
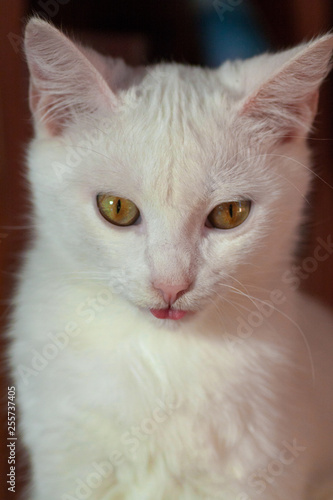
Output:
[
  {"xmin": 117, "ymin": 64, "xmax": 234, "ymax": 135},
  {"xmin": 131, "ymin": 64, "xmax": 237, "ymax": 129},
  {"xmin": 71, "ymin": 65, "xmax": 263, "ymax": 211},
  {"xmin": 102, "ymin": 124, "xmax": 222, "ymax": 210},
  {"xmin": 99, "ymin": 67, "xmax": 244, "ymax": 205}
]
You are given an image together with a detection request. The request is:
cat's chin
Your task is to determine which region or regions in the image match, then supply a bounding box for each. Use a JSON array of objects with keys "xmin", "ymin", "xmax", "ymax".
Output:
[{"xmin": 150, "ymin": 308, "xmax": 188, "ymax": 320}]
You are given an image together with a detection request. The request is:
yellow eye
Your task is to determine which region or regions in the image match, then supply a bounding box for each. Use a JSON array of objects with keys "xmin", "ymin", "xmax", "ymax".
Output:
[
  {"xmin": 97, "ymin": 193, "xmax": 140, "ymax": 226},
  {"xmin": 207, "ymin": 201, "xmax": 251, "ymax": 229}
]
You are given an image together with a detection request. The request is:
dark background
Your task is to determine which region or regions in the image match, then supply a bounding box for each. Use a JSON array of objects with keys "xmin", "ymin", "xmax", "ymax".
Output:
[{"xmin": 0, "ymin": 0, "xmax": 332, "ymax": 497}]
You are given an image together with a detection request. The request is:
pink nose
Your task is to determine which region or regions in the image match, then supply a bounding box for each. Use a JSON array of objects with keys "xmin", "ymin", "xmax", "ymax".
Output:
[{"xmin": 153, "ymin": 282, "xmax": 190, "ymax": 305}]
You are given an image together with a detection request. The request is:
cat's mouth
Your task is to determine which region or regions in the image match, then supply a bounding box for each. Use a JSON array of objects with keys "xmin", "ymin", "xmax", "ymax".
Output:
[{"xmin": 150, "ymin": 308, "xmax": 188, "ymax": 320}]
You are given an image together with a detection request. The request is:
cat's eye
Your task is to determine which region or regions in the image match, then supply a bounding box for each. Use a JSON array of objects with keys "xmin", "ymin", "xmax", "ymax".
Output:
[
  {"xmin": 97, "ymin": 193, "xmax": 140, "ymax": 226},
  {"xmin": 207, "ymin": 201, "xmax": 251, "ymax": 229}
]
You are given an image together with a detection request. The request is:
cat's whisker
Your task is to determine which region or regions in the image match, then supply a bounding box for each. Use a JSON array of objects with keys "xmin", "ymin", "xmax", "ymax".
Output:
[
  {"xmin": 64, "ymin": 276, "xmax": 113, "ymax": 282},
  {"xmin": 61, "ymin": 270, "xmax": 109, "ymax": 275},
  {"xmin": 279, "ymin": 135, "xmax": 333, "ymax": 142},
  {"xmin": 235, "ymin": 282, "xmax": 283, "ymax": 295},
  {"xmin": 274, "ymin": 173, "xmax": 311, "ymax": 205},
  {"xmin": 217, "ymin": 282, "xmax": 261, "ymax": 311},
  {"xmin": 221, "ymin": 285, "xmax": 316, "ymax": 381},
  {"xmin": 212, "ymin": 289, "xmax": 254, "ymax": 317},
  {"xmin": 257, "ymin": 153, "xmax": 333, "ymax": 190},
  {"xmin": 206, "ymin": 296, "xmax": 226, "ymax": 324},
  {"xmin": 218, "ymin": 272, "xmax": 253, "ymax": 296},
  {"xmin": 217, "ymin": 151, "xmax": 333, "ymax": 193}
]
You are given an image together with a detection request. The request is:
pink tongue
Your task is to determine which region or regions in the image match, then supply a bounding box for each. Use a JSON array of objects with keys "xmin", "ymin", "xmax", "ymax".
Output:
[{"xmin": 150, "ymin": 309, "xmax": 187, "ymax": 320}]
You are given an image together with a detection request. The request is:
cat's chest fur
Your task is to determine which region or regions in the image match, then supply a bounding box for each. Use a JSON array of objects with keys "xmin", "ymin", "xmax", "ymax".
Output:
[{"xmin": 13, "ymin": 255, "xmax": 315, "ymax": 499}]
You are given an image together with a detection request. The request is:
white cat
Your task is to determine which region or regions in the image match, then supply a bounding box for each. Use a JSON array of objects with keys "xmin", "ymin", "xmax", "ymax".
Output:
[{"xmin": 9, "ymin": 18, "xmax": 333, "ymax": 500}]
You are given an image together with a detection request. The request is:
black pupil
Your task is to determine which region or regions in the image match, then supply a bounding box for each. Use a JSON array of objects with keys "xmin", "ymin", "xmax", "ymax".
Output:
[
  {"xmin": 116, "ymin": 199, "xmax": 121, "ymax": 214},
  {"xmin": 229, "ymin": 204, "xmax": 233, "ymax": 218}
]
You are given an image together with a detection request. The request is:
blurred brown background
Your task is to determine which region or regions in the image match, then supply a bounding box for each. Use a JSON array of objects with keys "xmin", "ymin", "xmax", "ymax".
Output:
[{"xmin": 0, "ymin": 0, "xmax": 332, "ymax": 498}]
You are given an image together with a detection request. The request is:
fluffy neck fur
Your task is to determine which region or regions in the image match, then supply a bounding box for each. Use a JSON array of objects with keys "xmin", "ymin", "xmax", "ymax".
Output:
[{"xmin": 9, "ymin": 18, "xmax": 333, "ymax": 500}]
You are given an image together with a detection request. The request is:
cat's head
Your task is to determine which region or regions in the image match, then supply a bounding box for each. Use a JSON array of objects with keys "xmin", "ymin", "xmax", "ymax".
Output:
[{"xmin": 24, "ymin": 19, "xmax": 333, "ymax": 323}]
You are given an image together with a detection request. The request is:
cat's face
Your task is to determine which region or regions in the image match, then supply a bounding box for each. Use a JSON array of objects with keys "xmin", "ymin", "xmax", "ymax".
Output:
[{"xmin": 24, "ymin": 20, "xmax": 333, "ymax": 322}]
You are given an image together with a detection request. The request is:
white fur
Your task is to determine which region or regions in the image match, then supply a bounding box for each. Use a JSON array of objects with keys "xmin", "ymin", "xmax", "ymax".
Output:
[{"xmin": 9, "ymin": 19, "xmax": 333, "ymax": 499}]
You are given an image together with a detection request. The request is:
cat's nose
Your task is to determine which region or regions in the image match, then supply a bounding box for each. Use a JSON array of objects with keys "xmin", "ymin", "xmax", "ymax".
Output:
[{"xmin": 153, "ymin": 282, "xmax": 190, "ymax": 305}]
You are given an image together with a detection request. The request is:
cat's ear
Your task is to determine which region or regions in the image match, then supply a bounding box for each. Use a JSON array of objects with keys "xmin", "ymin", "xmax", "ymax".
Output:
[
  {"xmin": 239, "ymin": 34, "xmax": 333, "ymax": 142},
  {"xmin": 24, "ymin": 18, "xmax": 118, "ymax": 136}
]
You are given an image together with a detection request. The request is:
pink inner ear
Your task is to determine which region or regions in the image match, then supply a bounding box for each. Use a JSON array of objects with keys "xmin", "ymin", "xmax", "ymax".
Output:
[
  {"xmin": 29, "ymin": 81, "xmax": 67, "ymax": 136},
  {"xmin": 238, "ymin": 33, "xmax": 333, "ymax": 143},
  {"xmin": 26, "ymin": 42, "xmax": 76, "ymax": 136},
  {"xmin": 25, "ymin": 20, "xmax": 120, "ymax": 137},
  {"xmin": 28, "ymin": 59, "xmax": 48, "ymax": 115},
  {"xmin": 306, "ymin": 90, "xmax": 319, "ymax": 119},
  {"xmin": 279, "ymin": 129, "xmax": 299, "ymax": 145},
  {"xmin": 274, "ymin": 102, "xmax": 307, "ymax": 145},
  {"xmin": 241, "ymin": 86, "xmax": 320, "ymax": 144},
  {"xmin": 279, "ymin": 91, "xmax": 319, "ymax": 144},
  {"xmin": 29, "ymin": 82, "xmax": 40, "ymax": 114}
]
